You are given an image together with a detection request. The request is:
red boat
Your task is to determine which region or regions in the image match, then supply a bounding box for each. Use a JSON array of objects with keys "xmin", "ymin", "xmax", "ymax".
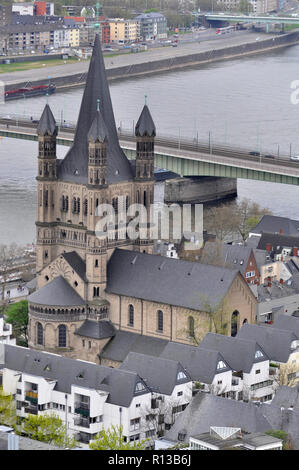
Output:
[{"xmin": 5, "ymin": 83, "xmax": 56, "ymax": 101}]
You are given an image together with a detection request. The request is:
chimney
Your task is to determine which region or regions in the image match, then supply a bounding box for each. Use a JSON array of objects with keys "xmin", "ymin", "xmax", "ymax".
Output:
[
  {"xmin": 266, "ymin": 243, "xmax": 272, "ymax": 252},
  {"xmin": 280, "ymin": 229, "xmax": 283, "ymax": 234},
  {"xmin": 294, "ymin": 247, "xmax": 298, "ymax": 257}
]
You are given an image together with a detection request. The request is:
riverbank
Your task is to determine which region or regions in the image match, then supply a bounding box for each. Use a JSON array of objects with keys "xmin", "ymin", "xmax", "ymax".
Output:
[{"xmin": 3, "ymin": 30, "xmax": 299, "ymax": 93}]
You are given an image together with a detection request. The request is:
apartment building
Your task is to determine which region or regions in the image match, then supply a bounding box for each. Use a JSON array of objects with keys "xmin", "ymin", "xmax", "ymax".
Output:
[
  {"xmin": 1, "ymin": 344, "xmax": 192, "ymax": 448},
  {"xmin": 109, "ymin": 18, "xmax": 140, "ymax": 43}
]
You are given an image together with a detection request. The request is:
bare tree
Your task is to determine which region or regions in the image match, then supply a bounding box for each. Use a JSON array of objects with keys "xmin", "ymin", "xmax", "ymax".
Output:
[{"xmin": 0, "ymin": 243, "xmax": 25, "ymax": 312}]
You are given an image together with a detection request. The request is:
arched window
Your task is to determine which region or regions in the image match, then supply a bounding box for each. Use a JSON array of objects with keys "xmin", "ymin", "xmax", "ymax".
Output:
[
  {"xmin": 37, "ymin": 322, "xmax": 43, "ymax": 346},
  {"xmin": 58, "ymin": 324, "xmax": 66, "ymax": 347},
  {"xmin": 128, "ymin": 304, "xmax": 134, "ymax": 326},
  {"xmin": 144, "ymin": 191, "xmax": 147, "ymax": 208},
  {"xmin": 188, "ymin": 316, "xmax": 195, "ymax": 338},
  {"xmin": 231, "ymin": 310, "xmax": 239, "ymax": 337},
  {"xmin": 157, "ymin": 310, "xmax": 163, "ymax": 332}
]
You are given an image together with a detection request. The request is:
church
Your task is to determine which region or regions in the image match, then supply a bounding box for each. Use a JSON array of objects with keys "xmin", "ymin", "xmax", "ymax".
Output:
[{"xmin": 27, "ymin": 35, "xmax": 257, "ymax": 365}]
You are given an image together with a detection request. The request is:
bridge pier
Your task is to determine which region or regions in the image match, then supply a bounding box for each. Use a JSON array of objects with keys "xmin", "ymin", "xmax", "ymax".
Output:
[{"xmin": 164, "ymin": 176, "xmax": 237, "ymax": 205}]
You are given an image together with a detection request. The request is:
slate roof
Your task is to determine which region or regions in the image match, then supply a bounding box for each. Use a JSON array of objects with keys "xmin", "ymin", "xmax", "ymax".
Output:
[
  {"xmin": 160, "ymin": 342, "xmax": 231, "ymax": 384},
  {"xmin": 250, "ymin": 215, "xmax": 299, "ymax": 237},
  {"xmin": 37, "ymin": 104, "xmax": 57, "ymax": 137},
  {"xmin": 4, "ymin": 344, "xmax": 150, "ymax": 408},
  {"xmin": 270, "ymin": 384, "xmax": 299, "ymax": 410},
  {"xmin": 0, "ymin": 431, "xmax": 63, "ymax": 451},
  {"xmin": 120, "ymin": 352, "xmax": 191, "ymax": 395},
  {"xmin": 221, "ymin": 244, "xmax": 253, "ymax": 276},
  {"xmin": 61, "ymin": 251, "xmax": 87, "ymax": 282},
  {"xmin": 257, "ymin": 232, "xmax": 299, "ymax": 255},
  {"xmin": 106, "ymin": 249, "xmax": 239, "ymax": 311},
  {"xmin": 135, "ymin": 104, "xmax": 156, "ymax": 137},
  {"xmin": 27, "ymin": 276, "xmax": 85, "ymax": 307},
  {"xmin": 99, "ymin": 330, "xmax": 169, "ymax": 363},
  {"xmin": 236, "ymin": 323, "xmax": 297, "ymax": 363},
  {"xmin": 58, "ymin": 34, "xmax": 133, "ymax": 185},
  {"xmin": 273, "ymin": 315, "xmax": 299, "ymax": 339},
  {"xmin": 75, "ymin": 319, "xmax": 116, "ymax": 340},
  {"xmin": 198, "ymin": 333, "xmax": 268, "ymax": 373},
  {"xmin": 161, "ymin": 392, "xmax": 273, "ymax": 444},
  {"xmin": 87, "ymin": 108, "xmax": 108, "ymax": 143}
]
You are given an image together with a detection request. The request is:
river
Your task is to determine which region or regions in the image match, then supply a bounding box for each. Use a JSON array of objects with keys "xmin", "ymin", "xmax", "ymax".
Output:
[{"xmin": 1, "ymin": 44, "xmax": 299, "ymax": 245}]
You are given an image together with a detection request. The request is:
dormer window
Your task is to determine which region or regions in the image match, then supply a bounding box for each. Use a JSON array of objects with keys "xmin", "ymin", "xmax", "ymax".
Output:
[
  {"xmin": 177, "ymin": 371, "xmax": 187, "ymax": 381},
  {"xmin": 217, "ymin": 360, "xmax": 226, "ymax": 370},
  {"xmin": 135, "ymin": 382, "xmax": 146, "ymax": 393},
  {"xmin": 255, "ymin": 350, "xmax": 264, "ymax": 359}
]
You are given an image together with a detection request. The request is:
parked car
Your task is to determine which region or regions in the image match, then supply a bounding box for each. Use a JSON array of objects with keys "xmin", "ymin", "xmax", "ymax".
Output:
[{"xmin": 290, "ymin": 155, "xmax": 299, "ymax": 161}]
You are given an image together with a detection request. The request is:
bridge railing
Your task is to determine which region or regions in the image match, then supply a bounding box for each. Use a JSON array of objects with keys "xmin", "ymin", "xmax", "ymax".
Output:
[{"xmin": 0, "ymin": 114, "xmax": 297, "ymax": 165}]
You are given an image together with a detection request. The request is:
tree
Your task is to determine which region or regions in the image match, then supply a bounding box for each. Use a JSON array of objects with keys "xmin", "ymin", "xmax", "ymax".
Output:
[
  {"xmin": 198, "ymin": 239, "xmax": 226, "ymax": 266},
  {"xmin": 265, "ymin": 430, "xmax": 293, "ymax": 450},
  {"xmin": 234, "ymin": 198, "xmax": 271, "ymax": 242},
  {"xmin": 21, "ymin": 413, "xmax": 77, "ymax": 449},
  {"xmin": 0, "ymin": 243, "xmax": 25, "ymax": 312},
  {"xmin": 0, "ymin": 386, "xmax": 16, "ymax": 427},
  {"xmin": 203, "ymin": 199, "xmax": 271, "ymax": 242},
  {"xmin": 5, "ymin": 300, "xmax": 29, "ymax": 346},
  {"xmin": 89, "ymin": 425, "xmax": 148, "ymax": 450}
]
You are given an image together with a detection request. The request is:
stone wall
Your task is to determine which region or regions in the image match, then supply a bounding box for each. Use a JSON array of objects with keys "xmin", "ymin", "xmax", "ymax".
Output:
[{"xmin": 164, "ymin": 176, "xmax": 237, "ymax": 204}]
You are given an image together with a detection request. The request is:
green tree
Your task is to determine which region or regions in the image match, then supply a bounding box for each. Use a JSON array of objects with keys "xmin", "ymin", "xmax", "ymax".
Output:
[
  {"xmin": 265, "ymin": 430, "xmax": 293, "ymax": 450},
  {"xmin": 0, "ymin": 386, "xmax": 16, "ymax": 427},
  {"xmin": 22, "ymin": 413, "xmax": 77, "ymax": 448},
  {"xmin": 89, "ymin": 425, "xmax": 148, "ymax": 450},
  {"xmin": 5, "ymin": 300, "xmax": 29, "ymax": 346}
]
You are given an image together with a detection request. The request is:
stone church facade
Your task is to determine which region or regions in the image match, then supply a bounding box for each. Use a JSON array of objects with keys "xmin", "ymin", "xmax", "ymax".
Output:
[{"xmin": 28, "ymin": 35, "xmax": 257, "ymax": 364}]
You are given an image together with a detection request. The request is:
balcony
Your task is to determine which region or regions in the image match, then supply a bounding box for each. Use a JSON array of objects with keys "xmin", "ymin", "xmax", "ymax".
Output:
[
  {"xmin": 75, "ymin": 403, "xmax": 90, "ymax": 417},
  {"xmin": 24, "ymin": 406, "xmax": 38, "ymax": 415},
  {"xmin": 74, "ymin": 417, "xmax": 90, "ymax": 428},
  {"xmin": 25, "ymin": 391, "xmax": 38, "ymax": 404}
]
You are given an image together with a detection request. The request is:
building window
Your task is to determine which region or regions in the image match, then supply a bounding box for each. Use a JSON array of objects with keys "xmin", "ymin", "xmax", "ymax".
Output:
[
  {"xmin": 37, "ymin": 322, "xmax": 43, "ymax": 346},
  {"xmin": 188, "ymin": 316, "xmax": 195, "ymax": 338},
  {"xmin": 255, "ymin": 369, "xmax": 261, "ymax": 374},
  {"xmin": 58, "ymin": 324, "xmax": 66, "ymax": 347},
  {"xmin": 128, "ymin": 304, "xmax": 134, "ymax": 326},
  {"xmin": 93, "ymin": 287, "xmax": 100, "ymax": 297},
  {"xmin": 130, "ymin": 418, "xmax": 140, "ymax": 431},
  {"xmin": 157, "ymin": 310, "xmax": 163, "ymax": 332}
]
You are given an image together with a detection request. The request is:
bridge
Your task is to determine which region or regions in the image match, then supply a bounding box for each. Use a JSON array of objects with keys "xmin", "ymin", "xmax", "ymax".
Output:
[
  {"xmin": 1, "ymin": 117, "xmax": 299, "ymax": 186},
  {"xmin": 205, "ymin": 14, "xmax": 299, "ymax": 25}
]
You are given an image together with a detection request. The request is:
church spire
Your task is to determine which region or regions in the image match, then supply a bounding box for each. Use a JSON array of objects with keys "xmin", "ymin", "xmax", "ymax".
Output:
[
  {"xmin": 37, "ymin": 103, "xmax": 57, "ymax": 136},
  {"xmin": 135, "ymin": 101, "xmax": 156, "ymax": 138},
  {"xmin": 58, "ymin": 34, "xmax": 133, "ymax": 184}
]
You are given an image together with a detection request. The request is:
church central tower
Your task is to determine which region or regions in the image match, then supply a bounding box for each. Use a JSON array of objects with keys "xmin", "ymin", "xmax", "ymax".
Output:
[{"xmin": 28, "ymin": 34, "xmax": 157, "ymax": 361}]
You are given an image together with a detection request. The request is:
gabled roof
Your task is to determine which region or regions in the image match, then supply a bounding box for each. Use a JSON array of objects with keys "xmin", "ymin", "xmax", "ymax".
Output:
[
  {"xmin": 221, "ymin": 244, "xmax": 253, "ymax": 275},
  {"xmin": 162, "ymin": 392, "xmax": 272, "ymax": 444},
  {"xmin": 135, "ymin": 104, "xmax": 156, "ymax": 137},
  {"xmin": 273, "ymin": 315, "xmax": 299, "ymax": 339},
  {"xmin": 237, "ymin": 323, "xmax": 297, "ymax": 363},
  {"xmin": 99, "ymin": 330, "xmax": 168, "ymax": 363},
  {"xmin": 28, "ymin": 276, "xmax": 85, "ymax": 307},
  {"xmin": 120, "ymin": 352, "xmax": 191, "ymax": 396},
  {"xmin": 199, "ymin": 333, "xmax": 268, "ymax": 373},
  {"xmin": 61, "ymin": 251, "xmax": 87, "ymax": 282},
  {"xmin": 257, "ymin": 232, "xmax": 299, "ymax": 254},
  {"xmin": 4, "ymin": 344, "xmax": 150, "ymax": 408},
  {"xmin": 75, "ymin": 319, "xmax": 115, "ymax": 340},
  {"xmin": 106, "ymin": 249, "xmax": 239, "ymax": 311},
  {"xmin": 160, "ymin": 342, "xmax": 231, "ymax": 384},
  {"xmin": 37, "ymin": 104, "xmax": 57, "ymax": 137},
  {"xmin": 250, "ymin": 215, "xmax": 299, "ymax": 237},
  {"xmin": 58, "ymin": 34, "xmax": 133, "ymax": 184}
]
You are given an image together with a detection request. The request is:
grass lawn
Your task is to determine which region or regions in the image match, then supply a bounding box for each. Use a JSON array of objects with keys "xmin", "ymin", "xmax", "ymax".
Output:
[{"xmin": 0, "ymin": 57, "xmax": 87, "ymax": 74}]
